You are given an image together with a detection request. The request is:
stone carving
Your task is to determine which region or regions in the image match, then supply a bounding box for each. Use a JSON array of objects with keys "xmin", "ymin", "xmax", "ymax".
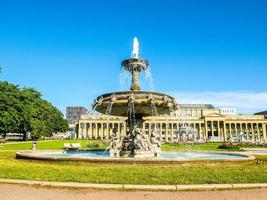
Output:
[
  {"xmin": 108, "ymin": 125, "xmax": 161, "ymax": 158},
  {"xmin": 108, "ymin": 128, "xmax": 122, "ymax": 157},
  {"xmin": 134, "ymin": 126, "xmax": 151, "ymax": 151},
  {"xmin": 108, "ymin": 129, "xmax": 121, "ymax": 151},
  {"xmin": 150, "ymin": 128, "xmax": 161, "ymax": 148}
]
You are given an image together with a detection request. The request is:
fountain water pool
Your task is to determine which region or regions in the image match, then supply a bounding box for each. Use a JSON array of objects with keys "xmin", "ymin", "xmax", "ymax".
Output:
[{"xmin": 16, "ymin": 150, "xmax": 254, "ymax": 163}]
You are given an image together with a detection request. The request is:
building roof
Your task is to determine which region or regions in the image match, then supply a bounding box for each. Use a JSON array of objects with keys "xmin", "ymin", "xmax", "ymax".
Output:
[
  {"xmin": 254, "ymin": 111, "xmax": 267, "ymax": 119},
  {"xmin": 179, "ymin": 104, "xmax": 215, "ymax": 109}
]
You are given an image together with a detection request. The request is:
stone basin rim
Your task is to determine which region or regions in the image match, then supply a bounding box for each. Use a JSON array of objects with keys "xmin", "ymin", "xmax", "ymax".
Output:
[
  {"xmin": 95, "ymin": 90, "xmax": 177, "ymax": 100},
  {"xmin": 93, "ymin": 90, "xmax": 178, "ymax": 117},
  {"xmin": 16, "ymin": 150, "xmax": 255, "ymax": 163}
]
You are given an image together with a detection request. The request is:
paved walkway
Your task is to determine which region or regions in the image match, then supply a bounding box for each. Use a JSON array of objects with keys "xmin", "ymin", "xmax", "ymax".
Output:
[
  {"xmin": 1, "ymin": 183, "xmax": 267, "ymax": 200},
  {"xmin": 243, "ymin": 148, "xmax": 267, "ymax": 155},
  {"xmin": 1, "ymin": 179, "xmax": 267, "ymax": 191}
]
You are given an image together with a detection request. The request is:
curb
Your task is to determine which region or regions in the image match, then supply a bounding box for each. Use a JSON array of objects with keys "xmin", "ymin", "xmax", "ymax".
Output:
[{"xmin": 1, "ymin": 179, "xmax": 267, "ymax": 191}]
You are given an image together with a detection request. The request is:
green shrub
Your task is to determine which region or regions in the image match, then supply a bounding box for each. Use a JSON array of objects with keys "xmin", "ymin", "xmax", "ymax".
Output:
[
  {"xmin": 87, "ymin": 140, "xmax": 106, "ymax": 149},
  {"xmin": 218, "ymin": 143, "xmax": 240, "ymax": 150}
]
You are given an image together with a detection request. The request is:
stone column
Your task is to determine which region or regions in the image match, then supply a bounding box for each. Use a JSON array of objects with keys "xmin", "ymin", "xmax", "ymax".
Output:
[
  {"xmin": 234, "ymin": 123, "xmax": 237, "ymax": 137},
  {"xmin": 85, "ymin": 124, "xmax": 88, "ymax": 139},
  {"xmin": 160, "ymin": 123, "xmax": 163, "ymax": 141},
  {"xmin": 130, "ymin": 70, "xmax": 141, "ymax": 91},
  {"xmin": 171, "ymin": 123, "xmax": 174, "ymax": 142},
  {"xmin": 249, "ymin": 123, "xmax": 252, "ymax": 141},
  {"xmin": 204, "ymin": 121, "xmax": 208, "ymax": 141},
  {"xmin": 229, "ymin": 123, "xmax": 232, "ymax": 138},
  {"xmin": 104, "ymin": 123, "xmax": 108, "ymax": 139},
  {"xmin": 223, "ymin": 122, "xmax": 226, "ymax": 142},
  {"xmin": 245, "ymin": 123, "xmax": 248, "ymax": 141},
  {"xmin": 100, "ymin": 123, "xmax": 103, "ymax": 139},
  {"xmin": 251, "ymin": 123, "xmax": 255, "ymax": 142},
  {"xmin": 263, "ymin": 123, "xmax": 267, "ymax": 142},
  {"xmin": 91, "ymin": 123, "xmax": 94, "ymax": 138},
  {"xmin": 211, "ymin": 121, "xmax": 214, "ymax": 141},
  {"xmin": 239, "ymin": 123, "xmax": 244, "ymax": 142},
  {"xmin": 193, "ymin": 123, "xmax": 196, "ymax": 139},
  {"xmin": 108, "ymin": 123, "xmax": 111, "ymax": 137},
  {"xmin": 97, "ymin": 123, "xmax": 100, "ymax": 139},
  {"xmin": 165, "ymin": 122, "xmax": 168, "ymax": 142},
  {"xmin": 217, "ymin": 121, "xmax": 220, "ymax": 141},
  {"xmin": 198, "ymin": 123, "xmax": 201, "ymax": 139},
  {"xmin": 89, "ymin": 123, "xmax": 92, "ymax": 139},
  {"xmin": 256, "ymin": 123, "xmax": 260, "ymax": 142},
  {"xmin": 78, "ymin": 124, "xmax": 81, "ymax": 139}
]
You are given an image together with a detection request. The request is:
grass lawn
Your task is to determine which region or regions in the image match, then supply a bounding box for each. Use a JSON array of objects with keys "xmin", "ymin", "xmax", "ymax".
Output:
[
  {"xmin": 0, "ymin": 151, "xmax": 266, "ymax": 185},
  {"xmin": 161, "ymin": 142, "xmax": 227, "ymax": 151},
  {"xmin": 0, "ymin": 140, "xmax": 240, "ymax": 151},
  {"xmin": 0, "ymin": 140, "xmax": 267, "ymax": 185},
  {"xmin": 0, "ymin": 140, "xmax": 267, "ymax": 184},
  {"xmin": 0, "ymin": 140, "xmax": 107, "ymax": 150},
  {"xmin": 1, "ymin": 140, "xmax": 265, "ymax": 151}
]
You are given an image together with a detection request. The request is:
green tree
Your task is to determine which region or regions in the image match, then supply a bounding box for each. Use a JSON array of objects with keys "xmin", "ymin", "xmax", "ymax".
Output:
[{"xmin": 0, "ymin": 81, "xmax": 68, "ymax": 140}]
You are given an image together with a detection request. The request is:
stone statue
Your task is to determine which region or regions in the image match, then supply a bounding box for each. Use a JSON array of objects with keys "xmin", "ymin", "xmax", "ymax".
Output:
[
  {"xmin": 134, "ymin": 127, "xmax": 151, "ymax": 151},
  {"xmin": 108, "ymin": 128, "xmax": 121, "ymax": 152},
  {"xmin": 108, "ymin": 124, "xmax": 162, "ymax": 157},
  {"xmin": 150, "ymin": 128, "xmax": 161, "ymax": 148}
]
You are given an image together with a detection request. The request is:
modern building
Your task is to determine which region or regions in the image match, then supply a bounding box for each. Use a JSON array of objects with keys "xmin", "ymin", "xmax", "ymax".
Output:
[
  {"xmin": 66, "ymin": 106, "xmax": 88, "ymax": 125},
  {"xmin": 77, "ymin": 104, "xmax": 267, "ymax": 143}
]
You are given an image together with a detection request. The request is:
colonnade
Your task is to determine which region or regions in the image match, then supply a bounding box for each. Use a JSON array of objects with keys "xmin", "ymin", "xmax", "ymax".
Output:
[
  {"xmin": 77, "ymin": 119, "xmax": 267, "ymax": 143},
  {"xmin": 78, "ymin": 121, "xmax": 126, "ymax": 139}
]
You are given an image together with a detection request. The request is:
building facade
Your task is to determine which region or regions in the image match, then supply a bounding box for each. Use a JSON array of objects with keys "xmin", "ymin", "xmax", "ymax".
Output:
[{"xmin": 77, "ymin": 104, "xmax": 267, "ymax": 143}]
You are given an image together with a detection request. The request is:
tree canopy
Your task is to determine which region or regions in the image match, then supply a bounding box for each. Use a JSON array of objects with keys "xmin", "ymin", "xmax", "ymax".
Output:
[{"xmin": 0, "ymin": 81, "xmax": 68, "ymax": 139}]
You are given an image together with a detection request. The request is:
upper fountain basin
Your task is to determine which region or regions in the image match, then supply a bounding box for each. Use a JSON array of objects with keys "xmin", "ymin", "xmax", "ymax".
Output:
[
  {"xmin": 93, "ymin": 91, "xmax": 178, "ymax": 117},
  {"xmin": 121, "ymin": 58, "xmax": 149, "ymax": 72}
]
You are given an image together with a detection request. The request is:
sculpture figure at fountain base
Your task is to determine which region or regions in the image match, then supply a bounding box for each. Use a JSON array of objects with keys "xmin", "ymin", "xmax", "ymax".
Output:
[
  {"xmin": 107, "ymin": 129, "xmax": 122, "ymax": 158},
  {"xmin": 109, "ymin": 126, "xmax": 161, "ymax": 158}
]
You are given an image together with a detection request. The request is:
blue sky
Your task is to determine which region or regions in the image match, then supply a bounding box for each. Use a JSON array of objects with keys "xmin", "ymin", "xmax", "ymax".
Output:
[{"xmin": 0, "ymin": 0, "xmax": 267, "ymax": 114}]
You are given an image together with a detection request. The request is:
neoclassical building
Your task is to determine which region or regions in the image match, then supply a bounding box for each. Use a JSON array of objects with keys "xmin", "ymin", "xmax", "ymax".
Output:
[{"xmin": 77, "ymin": 104, "xmax": 267, "ymax": 143}]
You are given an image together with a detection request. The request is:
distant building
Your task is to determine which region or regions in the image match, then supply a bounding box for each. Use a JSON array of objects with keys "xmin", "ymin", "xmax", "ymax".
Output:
[
  {"xmin": 77, "ymin": 104, "xmax": 267, "ymax": 143},
  {"xmin": 171, "ymin": 104, "xmax": 215, "ymax": 118},
  {"xmin": 66, "ymin": 107, "xmax": 88, "ymax": 125},
  {"xmin": 255, "ymin": 111, "xmax": 267, "ymax": 119},
  {"xmin": 219, "ymin": 108, "xmax": 237, "ymax": 115}
]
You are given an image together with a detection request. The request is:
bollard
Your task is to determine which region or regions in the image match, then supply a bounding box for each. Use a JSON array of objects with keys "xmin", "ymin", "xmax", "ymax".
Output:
[{"xmin": 32, "ymin": 141, "xmax": 37, "ymax": 150}]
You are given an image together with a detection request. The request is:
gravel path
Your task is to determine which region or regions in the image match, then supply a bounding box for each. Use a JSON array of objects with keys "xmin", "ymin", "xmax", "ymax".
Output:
[{"xmin": 1, "ymin": 184, "xmax": 267, "ymax": 200}]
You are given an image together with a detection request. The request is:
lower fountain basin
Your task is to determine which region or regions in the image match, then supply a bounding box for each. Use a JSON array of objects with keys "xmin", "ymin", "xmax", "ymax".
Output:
[
  {"xmin": 16, "ymin": 150, "xmax": 254, "ymax": 164},
  {"xmin": 93, "ymin": 91, "xmax": 178, "ymax": 117}
]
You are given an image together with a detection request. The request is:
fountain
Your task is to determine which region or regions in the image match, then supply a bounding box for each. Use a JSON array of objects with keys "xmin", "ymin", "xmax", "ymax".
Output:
[
  {"xmin": 16, "ymin": 38, "xmax": 254, "ymax": 163},
  {"xmin": 92, "ymin": 37, "xmax": 178, "ymax": 158}
]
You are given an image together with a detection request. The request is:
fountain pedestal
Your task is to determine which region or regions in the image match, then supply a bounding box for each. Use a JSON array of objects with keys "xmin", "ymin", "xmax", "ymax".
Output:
[{"xmin": 109, "ymin": 149, "xmax": 120, "ymax": 158}]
